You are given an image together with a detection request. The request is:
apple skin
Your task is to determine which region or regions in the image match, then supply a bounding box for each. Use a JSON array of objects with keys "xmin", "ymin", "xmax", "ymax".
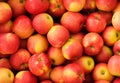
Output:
[
  {"xmin": 86, "ymin": 12, "xmax": 106, "ymax": 33},
  {"xmin": 0, "ymin": 58, "xmax": 12, "ymax": 69},
  {"xmin": 113, "ymin": 2, "xmax": 120, "ymax": 13},
  {"xmin": 48, "ymin": 0, "xmax": 66, "ymax": 17},
  {"xmin": 108, "ymin": 55, "xmax": 120, "ymax": 77},
  {"xmin": 0, "ymin": 68, "xmax": 14, "ymax": 83},
  {"xmin": 32, "ymin": 13, "xmax": 54, "ymax": 35},
  {"xmin": 94, "ymin": 45, "xmax": 113, "ymax": 63},
  {"xmin": 47, "ymin": 24, "xmax": 70, "ymax": 48},
  {"xmin": 12, "ymin": 15, "xmax": 34, "ymax": 39},
  {"xmin": 96, "ymin": 0, "xmax": 118, "ymax": 12},
  {"xmin": 83, "ymin": 0, "xmax": 96, "ymax": 10},
  {"xmin": 102, "ymin": 26, "xmax": 120, "ymax": 46},
  {"xmin": 61, "ymin": 11, "xmax": 85, "ymax": 33},
  {"xmin": 113, "ymin": 77, "xmax": 120, "ymax": 83},
  {"xmin": 0, "ymin": 32, "xmax": 20, "ymax": 55},
  {"xmin": 0, "ymin": 20, "xmax": 12, "ymax": 33},
  {"xmin": 75, "ymin": 55, "xmax": 95, "ymax": 74},
  {"xmin": 0, "ymin": 2, "xmax": 12, "ymax": 24},
  {"xmin": 92, "ymin": 63, "xmax": 114, "ymax": 82},
  {"xmin": 94, "ymin": 80, "xmax": 110, "ymax": 83},
  {"xmin": 10, "ymin": 48, "xmax": 31, "ymax": 70},
  {"xmin": 14, "ymin": 70, "xmax": 37, "ymax": 83},
  {"xmin": 82, "ymin": 32, "xmax": 104, "ymax": 56},
  {"xmin": 47, "ymin": 46, "xmax": 66, "ymax": 65},
  {"xmin": 63, "ymin": 0, "xmax": 86, "ymax": 12},
  {"xmin": 25, "ymin": 0, "xmax": 49, "ymax": 15},
  {"xmin": 113, "ymin": 40, "xmax": 120, "ymax": 55},
  {"xmin": 50, "ymin": 66, "xmax": 64, "ymax": 83},
  {"xmin": 8, "ymin": 0, "xmax": 26, "ymax": 17},
  {"xmin": 28, "ymin": 53, "xmax": 51, "ymax": 76},
  {"xmin": 27, "ymin": 34, "xmax": 49, "ymax": 54},
  {"xmin": 40, "ymin": 80, "xmax": 53, "ymax": 83}
]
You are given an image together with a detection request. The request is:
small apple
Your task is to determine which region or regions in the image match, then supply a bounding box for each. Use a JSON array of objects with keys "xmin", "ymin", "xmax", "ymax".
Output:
[
  {"xmin": 0, "ymin": 58, "xmax": 12, "ymax": 69},
  {"xmin": 83, "ymin": 0, "xmax": 96, "ymax": 10}
]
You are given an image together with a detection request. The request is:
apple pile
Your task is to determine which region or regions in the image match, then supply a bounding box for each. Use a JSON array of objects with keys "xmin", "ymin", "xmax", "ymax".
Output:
[{"xmin": 1, "ymin": 0, "xmax": 120, "ymax": 83}]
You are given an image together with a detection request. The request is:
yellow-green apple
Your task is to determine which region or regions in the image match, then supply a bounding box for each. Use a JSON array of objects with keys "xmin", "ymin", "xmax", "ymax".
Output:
[
  {"xmin": 113, "ymin": 77, "xmax": 120, "ymax": 83},
  {"xmin": 27, "ymin": 34, "xmax": 49, "ymax": 54},
  {"xmin": 112, "ymin": 11, "xmax": 120, "ymax": 31},
  {"xmin": 48, "ymin": 0, "xmax": 66, "ymax": 18},
  {"xmin": 102, "ymin": 26, "xmax": 120, "ymax": 46},
  {"xmin": 94, "ymin": 80, "xmax": 110, "ymax": 83},
  {"xmin": 0, "ymin": 20, "xmax": 12, "ymax": 33},
  {"xmin": 14, "ymin": 70, "xmax": 37, "ymax": 83},
  {"xmin": 32, "ymin": 13, "xmax": 54, "ymax": 35},
  {"xmin": 47, "ymin": 24, "xmax": 70, "ymax": 48},
  {"xmin": 96, "ymin": 0, "xmax": 118, "ymax": 12},
  {"xmin": 75, "ymin": 55, "xmax": 95, "ymax": 74},
  {"xmin": 8, "ymin": 0, "xmax": 26, "ymax": 17},
  {"xmin": 113, "ymin": 40, "xmax": 120, "ymax": 55},
  {"xmin": 10, "ymin": 48, "xmax": 31, "ymax": 70},
  {"xmin": 40, "ymin": 80, "xmax": 53, "ymax": 83},
  {"xmin": 12, "ymin": 15, "xmax": 34, "ymax": 39},
  {"xmin": 86, "ymin": 12, "xmax": 106, "ymax": 33},
  {"xmin": 25, "ymin": 0, "xmax": 49, "ymax": 15},
  {"xmin": 63, "ymin": 0, "xmax": 86, "ymax": 12},
  {"xmin": 0, "ymin": 2, "xmax": 12, "ymax": 24},
  {"xmin": 83, "ymin": 0, "xmax": 96, "ymax": 10},
  {"xmin": 47, "ymin": 46, "xmax": 66, "ymax": 65},
  {"xmin": 82, "ymin": 32, "xmax": 104, "ymax": 56},
  {"xmin": 50, "ymin": 66, "xmax": 64, "ymax": 83},
  {"xmin": 62, "ymin": 62, "xmax": 85, "ymax": 83},
  {"xmin": 0, "ymin": 68, "xmax": 14, "ymax": 83},
  {"xmin": 94, "ymin": 45, "xmax": 113, "ymax": 63},
  {"xmin": 92, "ymin": 63, "xmax": 114, "ymax": 82},
  {"xmin": 28, "ymin": 53, "xmax": 51, "ymax": 76},
  {"xmin": 61, "ymin": 11, "xmax": 85, "ymax": 33},
  {"xmin": 0, "ymin": 58, "xmax": 12, "ymax": 69},
  {"xmin": 0, "ymin": 32, "xmax": 20, "ymax": 55},
  {"xmin": 107, "ymin": 55, "xmax": 120, "ymax": 77},
  {"xmin": 62, "ymin": 38, "xmax": 83, "ymax": 60}
]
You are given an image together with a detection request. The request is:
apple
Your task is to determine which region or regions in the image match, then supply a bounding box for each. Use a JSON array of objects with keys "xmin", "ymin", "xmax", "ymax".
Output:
[
  {"xmin": 96, "ymin": 0, "xmax": 118, "ymax": 12},
  {"xmin": 61, "ymin": 11, "xmax": 85, "ymax": 33},
  {"xmin": 102, "ymin": 26, "xmax": 120, "ymax": 46},
  {"xmin": 83, "ymin": 0, "xmax": 96, "ymax": 10},
  {"xmin": 0, "ymin": 2, "xmax": 12, "ymax": 24},
  {"xmin": 0, "ymin": 58, "xmax": 12, "ymax": 69},
  {"xmin": 10, "ymin": 48, "xmax": 31, "ymax": 70},
  {"xmin": 0, "ymin": 68, "xmax": 14, "ymax": 83},
  {"xmin": 108, "ymin": 55, "xmax": 120, "ymax": 77},
  {"xmin": 113, "ymin": 2, "xmax": 120, "ymax": 13},
  {"xmin": 92, "ymin": 63, "xmax": 114, "ymax": 82},
  {"xmin": 50, "ymin": 66, "xmax": 64, "ymax": 83},
  {"xmin": 62, "ymin": 62, "xmax": 85, "ymax": 83},
  {"xmin": 75, "ymin": 55, "xmax": 95, "ymax": 74},
  {"xmin": 14, "ymin": 70, "xmax": 37, "ymax": 83},
  {"xmin": 25, "ymin": 0, "xmax": 49, "ymax": 15},
  {"xmin": 82, "ymin": 32, "xmax": 104, "ymax": 56},
  {"xmin": 94, "ymin": 45, "xmax": 113, "ymax": 63},
  {"xmin": 0, "ymin": 20, "xmax": 12, "ymax": 33},
  {"xmin": 47, "ymin": 46, "xmax": 66, "ymax": 65},
  {"xmin": 63, "ymin": 0, "xmax": 86, "ymax": 12},
  {"xmin": 113, "ymin": 40, "xmax": 120, "ymax": 55},
  {"xmin": 27, "ymin": 34, "xmax": 49, "ymax": 54},
  {"xmin": 0, "ymin": 32, "xmax": 20, "ymax": 55},
  {"xmin": 28, "ymin": 53, "xmax": 51, "ymax": 76},
  {"xmin": 113, "ymin": 77, "xmax": 120, "ymax": 83},
  {"xmin": 48, "ymin": 0, "xmax": 66, "ymax": 17},
  {"xmin": 32, "ymin": 13, "xmax": 54, "ymax": 35},
  {"xmin": 47, "ymin": 24, "xmax": 70, "ymax": 48},
  {"xmin": 8, "ymin": 0, "xmax": 26, "ymax": 17},
  {"xmin": 94, "ymin": 80, "xmax": 110, "ymax": 83},
  {"xmin": 12, "ymin": 15, "xmax": 34, "ymax": 39},
  {"xmin": 86, "ymin": 12, "xmax": 106, "ymax": 33},
  {"xmin": 40, "ymin": 80, "xmax": 53, "ymax": 83}
]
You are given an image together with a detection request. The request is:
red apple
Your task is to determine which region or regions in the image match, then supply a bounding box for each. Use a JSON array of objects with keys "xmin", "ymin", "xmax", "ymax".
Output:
[
  {"xmin": 32, "ymin": 13, "xmax": 54, "ymax": 35},
  {"xmin": 63, "ymin": 0, "xmax": 86, "ymax": 12},
  {"xmin": 0, "ymin": 58, "xmax": 12, "ymax": 69},
  {"xmin": 61, "ymin": 11, "xmax": 85, "ymax": 33},
  {"xmin": 94, "ymin": 80, "xmax": 110, "ymax": 83},
  {"xmin": 25, "ymin": 0, "xmax": 49, "ymax": 15},
  {"xmin": 82, "ymin": 32, "xmax": 104, "ymax": 56},
  {"xmin": 113, "ymin": 40, "xmax": 120, "ymax": 55},
  {"xmin": 40, "ymin": 80, "xmax": 53, "ymax": 83},
  {"xmin": 113, "ymin": 77, "xmax": 120, "ymax": 83},
  {"xmin": 12, "ymin": 15, "xmax": 34, "ymax": 39},
  {"xmin": 0, "ymin": 2, "xmax": 12, "ymax": 24},
  {"xmin": 47, "ymin": 24, "xmax": 70, "ymax": 48},
  {"xmin": 92, "ymin": 63, "xmax": 114, "ymax": 82},
  {"xmin": 27, "ymin": 34, "xmax": 49, "ymax": 54},
  {"xmin": 28, "ymin": 53, "xmax": 51, "ymax": 76},
  {"xmin": 83, "ymin": 0, "xmax": 96, "ymax": 10},
  {"xmin": 0, "ymin": 32, "xmax": 20, "ymax": 55},
  {"xmin": 14, "ymin": 70, "xmax": 37, "ymax": 83},
  {"xmin": 10, "ymin": 48, "xmax": 31, "ymax": 70}
]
